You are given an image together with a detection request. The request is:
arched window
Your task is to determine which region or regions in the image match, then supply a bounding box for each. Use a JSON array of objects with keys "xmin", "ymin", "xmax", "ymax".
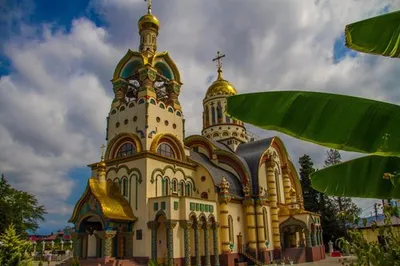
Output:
[
  {"xmin": 150, "ymin": 99, "xmax": 156, "ymax": 105},
  {"xmin": 157, "ymin": 143, "xmax": 175, "ymax": 158},
  {"xmin": 263, "ymin": 208, "xmax": 270, "ymax": 243},
  {"xmin": 211, "ymin": 106, "xmax": 216, "ymax": 125},
  {"xmin": 116, "ymin": 143, "xmax": 136, "ymax": 158},
  {"xmin": 168, "ymin": 107, "xmax": 174, "ymax": 113},
  {"xmin": 122, "ymin": 178, "xmax": 128, "ymax": 197},
  {"xmin": 185, "ymin": 183, "xmax": 192, "ymax": 197},
  {"xmin": 180, "ymin": 181, "xmax": 185, "ymax": 196},
  {"xmin": 138, "ymin": 98, "xmax": 145, "ymax": 105},
  {"xmin": 275, "ymin": 169, "xmax": 282, "ymax": 203},
  {"xmin": 204, "ymin": 106, "xmax": 209, "ymax": 127},
  {"xmin": 228, "ymin": 215, "xmax": 234, "ymax": 244},
  {"xmin": 162, "ymin": 178, "xmax": 169, "ymax": 196},
  {"xmin": 217, "ymin": 102, "xmax": 223, "ymax": 123},
  {"xmin": 172, "ymin": 179, "xmax": 178, "ymax": 193},
  {"xmin": 201, "ymin": 192, "xmax": 208, "ymax": 199},
  {"xmin": 113, "ymin": 178, "xmax": 120, "ymax": 192}
]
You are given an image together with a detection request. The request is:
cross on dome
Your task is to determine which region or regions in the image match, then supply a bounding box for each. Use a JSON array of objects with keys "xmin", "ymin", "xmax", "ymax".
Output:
[
  {"xmin": 212, "ymin": 51, "xmax": 225, "ymax": 79},
  {"xmin": 145, "ymin": 0, "xmax": 152, "ymax": 14},
  {"xmin": 100, "ymin": 144, "xmax": 106, "ymax": 161}
]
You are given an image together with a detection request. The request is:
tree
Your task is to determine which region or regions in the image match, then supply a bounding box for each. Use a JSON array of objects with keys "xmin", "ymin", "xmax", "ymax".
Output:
[
  {"xmin": 324, "ymin": 149, "xmax": 361, "ymax": 236},
  {"xmin": 298, "ymin": 155, "xmax": 320, "ymax": 213},
  {"xmin": 0, "ymin": 174, "xmax": 46, "ymax": 235},
  {"xmin": 0, "ymin": 223, "xmax": 33, "ymax": 266}
]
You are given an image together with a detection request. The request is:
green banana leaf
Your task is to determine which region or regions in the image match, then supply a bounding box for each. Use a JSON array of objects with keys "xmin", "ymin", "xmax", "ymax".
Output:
[
  {"xmin": 345, "ymin": 10, "xmax": 400, "ymax": 58},
  {"xmin": 226, "ymin": 91, "xmax": 400, "ymax": 156},
  {"xmin": 310, "ymin": 155, "xmax": 400, "ymax": 198}
]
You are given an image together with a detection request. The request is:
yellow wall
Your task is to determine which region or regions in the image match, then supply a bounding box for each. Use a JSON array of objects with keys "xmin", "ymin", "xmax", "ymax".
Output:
[
  {"xmin": 225, "ymin": 202, "xmax": 246, "ymax": 253},
  {"xmin": 361, "ymin": 228, "xmax": 380, "ymax": 243}
]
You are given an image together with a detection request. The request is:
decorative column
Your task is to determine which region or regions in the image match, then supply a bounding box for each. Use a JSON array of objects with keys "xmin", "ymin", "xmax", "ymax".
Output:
[
  {"xmin": 311, "ymin": 228, "xmax": 316, "ymax": 246},
  {"xmin": 243, "ymin": 185, "xmax": 257, "ymax": 255},
  {"xmin": 319, "ymin": 228, "xmax": 324, "ymax": 246},
  {"xmin": 305, "ymin": 230, "xmax": 312, "ymax": 248},
  {"xmin": 193, "ymin": 222, "xmax": 201, "ymax": 266},
  {"xmin": 124, "ymin": 232, "xmax": 134, "ymax": 258},
  {"xmin": 180, "ymin": 221, "xmax": 192, "ymax": 266},
  {"xmin": 218, "ymin": 177, "xmax": 232, "ymax": 254},
  {"xmin": 266, "ymin": 155, "xmax": 281, "ymax": 249},
  {"xmin": 255, "ymin": 195, "xmax": 267, "ymax": 249},
  {"xmin": 147, "ymin": 221, "xmax": 158, "ymax": 262},
  {"xmin": 97, "ymin": 230, "xmax": 116, "ymax": 258},
  {"xmin": 111, "ymin": 79, "xmax": 128, "ymax": 108},
  {"xmin": 71, "ymin": 232, "xmax": 84, "ymax": 258},
  {"xmin": 212, "ymin": 223, "xmax": 220, "ymax": 266},
  {"xmin": 282, "ymin": 164, "xmax": 292, "ymax": 204},
  {"xmin": 165, "ymin": 220, "xmax": 177, "ymax": 266},
  {"xmin": 255, "ymin": 193, "xmax": 268, "ymax": 262},
  {"xmin": 203, "ymin": 222, "xmax": 212, "ymax": 266}
]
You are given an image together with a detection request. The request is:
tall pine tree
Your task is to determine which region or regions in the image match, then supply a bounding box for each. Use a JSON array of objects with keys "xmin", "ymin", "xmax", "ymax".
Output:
[
  {"xmin": 324, "ymin": 149, "xmax": 361, "ymax": 237},
  {"xmin": 299, "ymin": 154, "xmax": 345, "ymax": 250},
  {"xmin": 299, "ymin": 155, "xmax": 320, "ymax": 213}
]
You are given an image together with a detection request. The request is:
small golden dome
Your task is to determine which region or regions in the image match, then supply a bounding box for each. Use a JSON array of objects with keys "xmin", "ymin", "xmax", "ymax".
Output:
[
  {"xmin": 138, "ymin": 13, "xmax": 160, "ymax": 31},
  {"xmin": 205, "ymin": 75, "xmax": 237, "ymax": 98}
]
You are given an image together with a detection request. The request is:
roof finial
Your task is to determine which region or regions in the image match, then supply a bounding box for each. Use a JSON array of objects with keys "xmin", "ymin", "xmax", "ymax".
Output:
[
  {"xmin": 100, "ymin": 144, "xmax": 106, "ymax": 161},
  {"xmin": 145, "ymin": 0, "xmax": 152, "ymax": 14},
  {"xmin": 212, "ymin": 51, "xmax": 225, "ymax": 80}
]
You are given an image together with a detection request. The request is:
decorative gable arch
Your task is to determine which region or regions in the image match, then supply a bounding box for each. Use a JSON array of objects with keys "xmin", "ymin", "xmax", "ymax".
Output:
[
  {"xmin": 153, "ymin": 51, "xmax": 182, "ymax": 83},
  {"xmin": 113, "ymin": 50, "xmax": 145, "ymax": 80}
]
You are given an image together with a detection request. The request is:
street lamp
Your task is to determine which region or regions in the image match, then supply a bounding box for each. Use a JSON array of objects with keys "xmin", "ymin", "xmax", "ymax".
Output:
[{"xmin": 60, "ymin": 239, "xmax": 64, "ymax": 250}]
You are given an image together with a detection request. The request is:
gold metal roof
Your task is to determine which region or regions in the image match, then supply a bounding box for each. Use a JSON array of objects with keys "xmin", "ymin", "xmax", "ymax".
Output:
[
  {"xmin": 69, "ymin": 178, "xmax": 137, "ymax": 223},
  {"xmin": 88, "ymin": 178, "xmax": 137, "ymax": 221}
]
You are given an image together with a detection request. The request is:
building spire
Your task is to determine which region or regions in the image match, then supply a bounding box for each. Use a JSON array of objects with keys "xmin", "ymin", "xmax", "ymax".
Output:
[
  {"xmin": 100, "ymin": 144, "xmax": 106, "ymax": 161},
  {"xmin": 145, "ymin": 0, "xmax": 152, "ymax": 14},
  {"xmin": 212, "ymin": 51, "xmax": 226, "ymax": 80},
  {"xmin": 97, "ymin": 144, "xmax": 107, "ymax": 182}
]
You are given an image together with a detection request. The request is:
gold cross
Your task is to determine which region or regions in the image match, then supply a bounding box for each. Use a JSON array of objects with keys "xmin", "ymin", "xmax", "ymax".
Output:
[
  {"xmin": 145, "ymin": 0, "xmax": 152, "ymax": 13},
  {"xmin": 100, "ymin": 144, "xmax": 106, "ymax": 160},
  {"xmin": 212, "ymin": 51, "xmax": 225, "ymax": 71}
]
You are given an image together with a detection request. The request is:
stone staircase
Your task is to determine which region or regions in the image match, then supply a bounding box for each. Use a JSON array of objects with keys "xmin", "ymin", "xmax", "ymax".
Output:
[{"xmin": 239, "ymin": 250, "xmax": 267, "ymax": 266}]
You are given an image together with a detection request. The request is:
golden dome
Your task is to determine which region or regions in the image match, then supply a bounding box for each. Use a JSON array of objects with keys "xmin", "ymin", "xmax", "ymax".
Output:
[
  {"xmin": 205, "ymin": 74, "xmax": 237, "ymax": 98},
  {"xmin": 138, "ymin": 13, "xmax": 160, "ymax": 32}
]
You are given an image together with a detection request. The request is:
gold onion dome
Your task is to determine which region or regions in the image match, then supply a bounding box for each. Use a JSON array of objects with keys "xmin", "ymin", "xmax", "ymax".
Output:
[
  {"xmin": 138, "ymin": 13, "xmax": 160, "ymax": 31},
  {"xmin": 205, "ymin": 73, "xmax": 237, "ymax": 98}
]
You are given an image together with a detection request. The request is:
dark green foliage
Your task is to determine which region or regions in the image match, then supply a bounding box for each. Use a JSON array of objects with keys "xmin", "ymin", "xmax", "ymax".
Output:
[
  {"xmin": 71, "ymin": 256, "xmax": 80, "ymax": 266},
  {"xmin": 338, "ymin": 205, "xmax": 400, "ymax": 266},
  {"xmin": 0, "ymin": 223, "xmax": 33, "ymax": 266},
  {"xmin": 0, "ymin": 174, "xmax": 46, "ymax": 235},
  {"xmin": 299, "ymin": 151, "xmax": 361, "ymax": 249},
  {"xmin": 298, "ymin": 155, "xmax": 319, "ymax": 213},
  {"xmin": 227, "ymin": 91, "xmax": 400, "ymax": 157}
]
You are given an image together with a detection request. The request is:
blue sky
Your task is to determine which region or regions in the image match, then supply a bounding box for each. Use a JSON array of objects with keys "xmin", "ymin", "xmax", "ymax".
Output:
[{"xmin": 0, "ymin": 0, "xmax": 397, "ymax": 235}]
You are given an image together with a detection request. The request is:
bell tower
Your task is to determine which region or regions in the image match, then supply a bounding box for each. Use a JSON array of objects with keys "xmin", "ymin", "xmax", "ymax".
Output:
[
  {"xmin": 106, "ymin": 1, "xmax": 184, "ymax": 155},
  {"xmin": 201, "ymin": 51, "xmax": 248, "ymax": 151}
]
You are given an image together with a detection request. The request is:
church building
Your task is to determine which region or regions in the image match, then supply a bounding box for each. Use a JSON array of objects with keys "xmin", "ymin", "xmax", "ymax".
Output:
[{"xmin": 69, "ymin": 3, "xmax": 326, "ymax": 266}]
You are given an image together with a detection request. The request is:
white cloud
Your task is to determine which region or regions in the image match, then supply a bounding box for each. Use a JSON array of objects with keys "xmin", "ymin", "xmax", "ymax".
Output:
[{"xmin": 0, "ymin": 0, "xmax": 398, "ymax": 230}]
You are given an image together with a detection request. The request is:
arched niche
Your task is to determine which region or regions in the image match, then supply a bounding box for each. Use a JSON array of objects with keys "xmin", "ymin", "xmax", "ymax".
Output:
[
  {"xmin": 154, "ymin": 61, "xmax": 174, "ymax": 80},
  {"xmin": 121, "ymin": 60, "xmax": 143, "ymax": 79}
]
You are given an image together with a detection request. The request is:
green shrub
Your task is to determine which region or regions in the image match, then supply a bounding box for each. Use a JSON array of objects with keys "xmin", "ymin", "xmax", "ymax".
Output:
[{"xmin": 338, "ymin": 206, "xmax": 400, "ymax": 266}]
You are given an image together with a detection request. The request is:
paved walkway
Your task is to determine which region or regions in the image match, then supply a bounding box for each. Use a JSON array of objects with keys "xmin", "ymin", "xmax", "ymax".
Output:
[{"xmin": 32, "ymin": 256, "xmax": 355, "ymax": 266}]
